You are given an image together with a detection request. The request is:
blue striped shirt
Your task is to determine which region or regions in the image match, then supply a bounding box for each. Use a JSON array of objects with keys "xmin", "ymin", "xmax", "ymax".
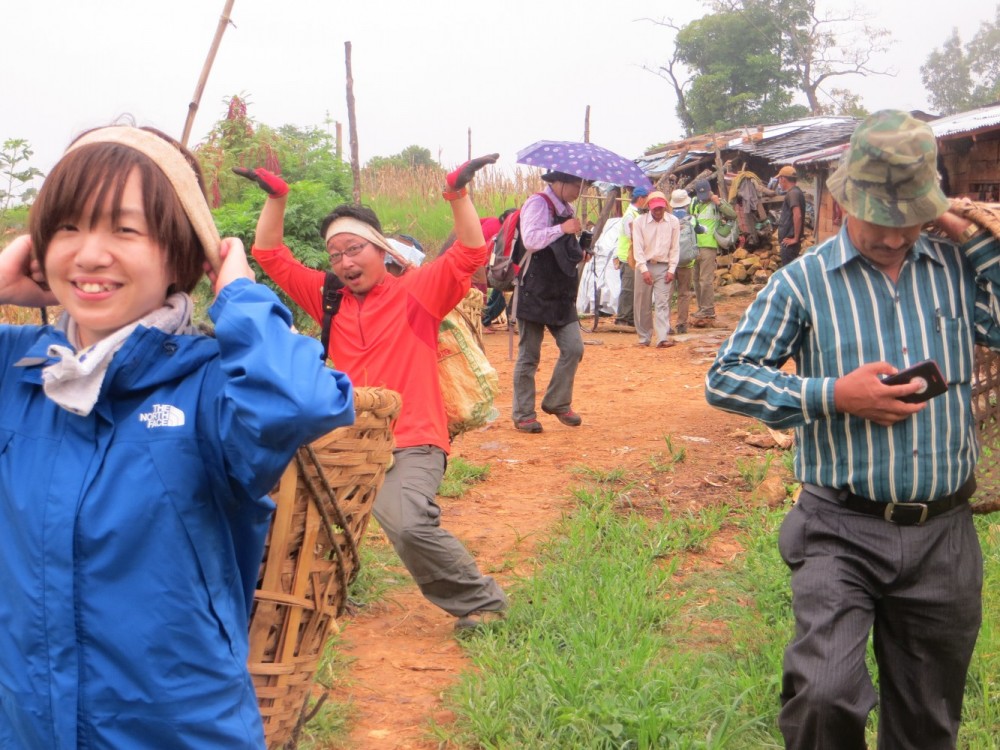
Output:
[{"xmin": 706, "ymin": 225, "xmax": 1000, "ymax": 503}]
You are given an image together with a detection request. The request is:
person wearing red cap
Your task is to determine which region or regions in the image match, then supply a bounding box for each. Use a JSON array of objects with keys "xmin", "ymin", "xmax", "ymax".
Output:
[{"xmin": 631, "ymin": 190, "xmax": 680, "ymax": 348}]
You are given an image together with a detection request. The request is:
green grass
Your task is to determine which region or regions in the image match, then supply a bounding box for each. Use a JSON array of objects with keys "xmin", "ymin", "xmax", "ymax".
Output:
[
  {"xmin": 433, "ymin": 488, "xmax": 1000, "ymax": 749},
  {"xmin": 649, "ymin": 434, "xmax": 687, "ymax": 473},
  {"xmin": 735, "ymin": 453, "xmax": 775, "ymax": 490},
  {"xmin": 344, "ymin": 525, "xmax": 409, "ymax": 609},
  {"xmin": 295, "ymin": 636, "xmax": 355, "ymax": 749},
  {"xmin": 438, "ymin": 457, "xmax": 490, "ymax": 498}
]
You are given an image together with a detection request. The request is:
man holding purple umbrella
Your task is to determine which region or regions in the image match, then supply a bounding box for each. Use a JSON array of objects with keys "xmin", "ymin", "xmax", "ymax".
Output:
[{"xmin": 511, "ymin": 171, "xmax": 588, "ymax": 433}]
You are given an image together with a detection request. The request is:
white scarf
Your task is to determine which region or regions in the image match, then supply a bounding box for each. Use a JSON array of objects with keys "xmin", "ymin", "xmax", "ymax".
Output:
[{"xmin": 42, "ymin": 293, "xmax": 196, "ymax": 416}]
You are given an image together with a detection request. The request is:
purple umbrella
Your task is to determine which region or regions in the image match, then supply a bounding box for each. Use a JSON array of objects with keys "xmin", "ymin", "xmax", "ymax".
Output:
[{"xmin": 516, "ymin": 140, "xmax": 653, "ymax": 190}]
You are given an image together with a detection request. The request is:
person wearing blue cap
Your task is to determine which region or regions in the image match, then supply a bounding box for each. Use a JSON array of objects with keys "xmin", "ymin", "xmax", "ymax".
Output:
[{"xmin": 614, "ymin": 186, "xmax": 649, "ymax": 326}]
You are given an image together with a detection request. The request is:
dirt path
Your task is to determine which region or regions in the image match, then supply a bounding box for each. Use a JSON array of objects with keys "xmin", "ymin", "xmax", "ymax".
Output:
[{"xmin": 329, "ymin": 295, "xmax": 763, "ymax": 749}]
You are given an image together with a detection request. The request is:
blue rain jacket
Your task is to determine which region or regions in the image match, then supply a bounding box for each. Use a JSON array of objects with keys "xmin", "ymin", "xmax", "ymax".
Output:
[{"xmin": 0, "ymin": 279, "xmax": 354, "ymax": 748}]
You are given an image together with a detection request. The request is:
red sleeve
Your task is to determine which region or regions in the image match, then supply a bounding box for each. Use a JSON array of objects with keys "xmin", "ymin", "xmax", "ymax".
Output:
[
  {"xmin": 403, "ymin": 241, "xmax": 488, "ymax": 320},
  {"xmin": 251, "ymin": 244, "xmax": 327, "ymax": 324}
]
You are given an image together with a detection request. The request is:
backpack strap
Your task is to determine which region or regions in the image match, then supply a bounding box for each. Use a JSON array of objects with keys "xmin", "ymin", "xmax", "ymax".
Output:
[{"xmin": 320, "ymin": 271, "xmax": 344, "ymax": 358}]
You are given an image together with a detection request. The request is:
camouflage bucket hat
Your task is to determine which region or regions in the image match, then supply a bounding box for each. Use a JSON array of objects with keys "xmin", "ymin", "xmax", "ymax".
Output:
[{"xmin": 827, "ymin": 110, "xmax": 949, "ymax": 227}]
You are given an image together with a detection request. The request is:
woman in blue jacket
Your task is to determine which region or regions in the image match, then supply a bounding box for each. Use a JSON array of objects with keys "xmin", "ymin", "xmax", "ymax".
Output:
[{"xmin": 0, "ymin": 125, "xmax": 354, "ymax": 748}]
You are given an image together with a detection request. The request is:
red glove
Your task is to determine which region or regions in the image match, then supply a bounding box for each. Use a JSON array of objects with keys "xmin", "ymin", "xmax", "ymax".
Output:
[
  {"xmin": 446, "ymin": 153, "xmax": 500, "ymax": 190},
  {"xmin": 232, "ymin": 166, "xmax": 289, "ymax": 197}
]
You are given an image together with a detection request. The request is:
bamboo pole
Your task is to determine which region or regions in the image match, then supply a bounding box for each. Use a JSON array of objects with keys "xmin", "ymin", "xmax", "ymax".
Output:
[
  {"xmin": 467, "ymin": 127, "xmax": 473, "ymax": 202},
  {"xmin": 345, "ymin": 42, "xmax": 362, "ymax": 205},
  {"xmin": 180, "ymin": 0, "xmax": 237, "ymax": 147}
]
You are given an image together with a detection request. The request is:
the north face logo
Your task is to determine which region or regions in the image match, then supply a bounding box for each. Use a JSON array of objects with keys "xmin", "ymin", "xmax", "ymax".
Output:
[{"xmin": 139, "ymin": 404, "xmax": 186, "ymax": 428}]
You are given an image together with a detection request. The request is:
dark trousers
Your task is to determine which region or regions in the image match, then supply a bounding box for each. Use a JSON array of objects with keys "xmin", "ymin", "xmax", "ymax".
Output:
[
  {"xmin": 616, "ymin": 260, "xmax": 634, "ymax": 325},
  {"xmin": 482, "ymin": 288, "xmax": 508, "ymax": 326},
  {"xmin": 777, "ymin": 488, "xmax": 983, "ymax": 749},
  {"xmin": 780, "ymin": 241, "xmax": 802, "ymax": 266}
]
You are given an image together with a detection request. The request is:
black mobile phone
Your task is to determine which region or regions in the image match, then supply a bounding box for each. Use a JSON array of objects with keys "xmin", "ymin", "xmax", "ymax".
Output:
[{"xmin": 882, "ymin": 359, "xmax": 948, "ymax": 403}]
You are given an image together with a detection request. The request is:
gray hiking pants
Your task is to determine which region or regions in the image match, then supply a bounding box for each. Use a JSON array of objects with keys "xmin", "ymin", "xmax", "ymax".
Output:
[
  {"xmin": 693, "ymin": 246, "xmax": 717, "ymax": 318},
  {"xmin": 372, "ymin": 446, "xmax": 507, "ymax": 617},
  {"xmin": 634, "ymin": 261, "xmax": 674, "ymax": 345},
  {"xmin": 512, "ymin": 319, "xmax": 584, "ymax": 422}
]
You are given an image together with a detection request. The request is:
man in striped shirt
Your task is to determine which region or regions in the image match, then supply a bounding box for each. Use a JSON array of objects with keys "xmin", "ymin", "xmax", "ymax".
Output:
[{"xmin": 706, "ymin": 110, "xmax": 999, "ymax": 750}]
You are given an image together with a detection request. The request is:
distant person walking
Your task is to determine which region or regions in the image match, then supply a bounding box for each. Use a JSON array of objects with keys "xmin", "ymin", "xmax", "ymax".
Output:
[
  {"xmin": 631, "ymin": 190, "xmax": 679, "ymax": 348},
  {"xmin": 614, "ymin": 186, "xmax": 648, "ymax": 326},
  {"xmin": 776, "ymin": 165, "xmax": 806, "ymax": 265},
  {"xmin": 512, "ymin": 171, "xmax": 588, "ymax": 433},
  {"xmin": 690, "ymin": 178, "xmax": 736, "ymax": 328}
]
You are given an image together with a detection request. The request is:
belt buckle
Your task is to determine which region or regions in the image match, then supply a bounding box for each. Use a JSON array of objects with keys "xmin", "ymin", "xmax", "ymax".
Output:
[{"xmin": 883, "ymin": 502, "xmax": 928, "ymax": 525}]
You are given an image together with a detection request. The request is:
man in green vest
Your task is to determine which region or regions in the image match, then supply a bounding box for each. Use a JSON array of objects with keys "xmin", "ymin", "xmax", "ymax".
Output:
[
  {"xmin": 690, "ymin": 178, "xmax": 736, "ymax": 327},
  {"xmin": 613, "ymin": 186, "xmax": 649, "ymax": 326}
]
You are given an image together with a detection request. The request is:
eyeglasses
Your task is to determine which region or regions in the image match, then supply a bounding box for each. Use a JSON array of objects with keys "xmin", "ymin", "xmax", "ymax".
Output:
[{"xmin": 327, "ymin": 241, "xmax": 370, "ymax": 264}]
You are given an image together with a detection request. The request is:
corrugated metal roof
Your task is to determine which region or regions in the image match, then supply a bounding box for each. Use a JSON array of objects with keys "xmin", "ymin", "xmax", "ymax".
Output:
[
  {"xmin": 638, "ymin": 116, "xmax": 859, "ymax": 172},
  {"xmin": 791, "ymin": 143, "xmax": 849, "ymax": 166},
  {"xmin": 930, "ymin": 103, "xmax": 1000, "ymax": 138},
  {"xmin": 634, "ymin": 151, "xmax": 708, "ymax": 175},
  {"xmin": 728, "ymin": 119, "xmax": 859, "ymax": 161}
]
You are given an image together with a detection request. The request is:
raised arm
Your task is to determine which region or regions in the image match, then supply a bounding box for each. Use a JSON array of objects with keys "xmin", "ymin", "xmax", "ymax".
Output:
[
  {"xmin": 232, "ymin": 167, "xmax": 289, "ymax": 250},
  {"xmin": 443, "ymin": 153, "xmax": 499, "ymax": 248}
]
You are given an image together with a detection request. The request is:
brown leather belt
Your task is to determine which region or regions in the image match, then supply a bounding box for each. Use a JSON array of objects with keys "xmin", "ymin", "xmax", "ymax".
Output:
[{"xmin": 802, "ymin": 476, "xmax": 976, "ymax": 526}]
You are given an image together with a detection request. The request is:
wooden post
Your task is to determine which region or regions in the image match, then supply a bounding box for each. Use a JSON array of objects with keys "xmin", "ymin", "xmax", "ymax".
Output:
[
  {"xmin": 345, "ymin": 42, "xmax": 362, "ymax": 205},
  {"xmin": 712, "ymin": 133, "xmax": 727, "ymax": 199},
  {"xmin": 581, "ymin": 105, "xmax": 591, "ymax": 225},
  {"xmin": 467, "ymin": 127, "xmax": 473, "ymax": 202},
  {"xmin": 335, "ymin": 122, "xmax": 342, "ymax": 160},
  {"xmin": 180, "ymin": 0, "xmax": 237, "ymax": 147}
]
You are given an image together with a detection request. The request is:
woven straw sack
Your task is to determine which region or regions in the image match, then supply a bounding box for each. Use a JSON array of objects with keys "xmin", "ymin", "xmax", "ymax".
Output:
[
  {"xmin": 248, "ymin": 386, "xmax": 401, "ymax": 748},
  {"xmin": 950, "ymin": 200, "xmax": 1000, "ymax": 513}
]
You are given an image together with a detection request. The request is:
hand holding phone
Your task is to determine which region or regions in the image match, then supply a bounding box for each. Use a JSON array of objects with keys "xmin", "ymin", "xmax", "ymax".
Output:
[{"xmin": 882, "ymin": 359, "xmax": 947, "ymax": 403}]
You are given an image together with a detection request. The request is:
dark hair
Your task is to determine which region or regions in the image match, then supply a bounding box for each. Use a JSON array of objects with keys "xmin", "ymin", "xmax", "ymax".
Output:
[
  {"xmin": 319, "ymin": 203, "xmax": 383, "ymax": 239},
  {"xmin": 29, "ymin": 126, "xmax": 207, "ymax": 294},
  {"xmin": 498, "ymin": 207, "xmax": 517, "ymax": 223}
]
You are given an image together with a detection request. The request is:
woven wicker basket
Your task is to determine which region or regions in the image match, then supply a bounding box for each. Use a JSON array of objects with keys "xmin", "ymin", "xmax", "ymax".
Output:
[
  {"xmin": 248, "ymin": 386, "xmax": 401, "ymax": 748},
  {"xmin": 952, "ymin": 200, "xmax": 1000, "ymax": 514}
]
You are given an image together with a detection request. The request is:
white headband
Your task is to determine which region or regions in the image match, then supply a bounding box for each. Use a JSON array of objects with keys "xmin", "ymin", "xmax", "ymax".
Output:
[
  {"xmin": 65, "ymin": 127, "xmax": 221, "ymax": 270},
  {"xmin": 324, "ymin": 216, "xmax": 411, "ymax": 267}
]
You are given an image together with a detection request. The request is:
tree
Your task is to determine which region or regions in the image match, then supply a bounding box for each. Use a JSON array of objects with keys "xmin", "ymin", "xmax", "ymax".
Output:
[
  {"xmin": 367, "ymin": 145, "xmax": 437, "ymax": 170},
  {"xmin": 644, "ymin": 0, "xmax": 887, "ymax": 134},
  {"xmin": 193, "ymin": 95, "xmax": 352, "ymax": 328},
  {"xmin": 674, "ymin": 9, "xmax": 807, "ymax": 133},
  {"xmin": 920, "ymin": 32, "xmax": 975, "ymax": 114},
  {"xmin": 921, "ymin": 6, "xmax": 1000, "ymax": 114},
  {"xmin": 0, "ymin": 139, "xmax": 43, "ymax": 222},
  {"xmin": 195, "ymin": 94, "xmax": 351, "ymax": 207}
]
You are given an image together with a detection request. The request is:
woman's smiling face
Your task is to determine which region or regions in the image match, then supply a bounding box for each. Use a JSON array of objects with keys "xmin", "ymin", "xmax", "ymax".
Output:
[{"xmin": 44, "ymin": 169, "xmax": 175, "ymax": 348}]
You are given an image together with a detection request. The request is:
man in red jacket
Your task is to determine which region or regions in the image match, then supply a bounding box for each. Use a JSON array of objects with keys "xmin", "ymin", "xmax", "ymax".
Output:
[{"xmin": 238, "ymin": 158, "xmax": 507, "ymax": 631}]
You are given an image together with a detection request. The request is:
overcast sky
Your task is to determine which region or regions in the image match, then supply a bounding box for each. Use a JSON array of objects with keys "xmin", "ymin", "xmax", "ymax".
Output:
[{"xmin": 4, "ymin": 0, "xmax": 995, "ymax": 183}]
